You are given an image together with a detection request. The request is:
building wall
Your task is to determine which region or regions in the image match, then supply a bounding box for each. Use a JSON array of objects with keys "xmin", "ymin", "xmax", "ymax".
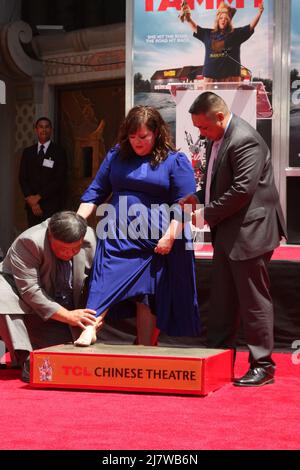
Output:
[
  {"xmin": 21, "ymin": 0, "xmax": 126, "ymax": 32},
  {"xmin": 0, "ymin": 16, "xmax": 125, "ymax": 253},
  {"xmin": 0, "ymin": 0, "xmax": 21, "ymax": 24}
]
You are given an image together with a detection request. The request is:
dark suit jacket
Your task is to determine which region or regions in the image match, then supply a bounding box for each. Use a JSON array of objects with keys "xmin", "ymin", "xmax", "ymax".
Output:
[
  {"xmin": 197, "ymin": 114, "xmax": 287, "ymax": 260},
  {"xmin": 19, "ymin": 141, "xmax": 68, "ymax": 218}
]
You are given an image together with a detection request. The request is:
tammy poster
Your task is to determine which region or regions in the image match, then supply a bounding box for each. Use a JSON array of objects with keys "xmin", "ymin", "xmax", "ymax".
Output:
[{"xmin": 128, "ymin": 0, "xmax": 273, "ymax": 140}]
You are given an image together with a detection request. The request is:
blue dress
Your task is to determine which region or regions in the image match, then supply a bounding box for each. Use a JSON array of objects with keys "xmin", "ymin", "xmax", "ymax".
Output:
[{"xmin": 81, "ymin": 146, "xmax": 200, "ymax": 336}]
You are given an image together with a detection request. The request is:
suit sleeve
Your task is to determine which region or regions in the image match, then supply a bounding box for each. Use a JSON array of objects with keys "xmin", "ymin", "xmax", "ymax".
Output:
[
  {"xmin": 204, "ymin": 136, "xmax": 267, "ymax": 228},
  {"xmin": 9, "ymin": 238, "xmax": 62, "ymax": 321},
  {"xmin": 19, "ymin": 150, "xmax": 33, "ymax": 197},
  {"xmin": 39, "ymin": 147, "xmax": 68, "ymax": 200}
]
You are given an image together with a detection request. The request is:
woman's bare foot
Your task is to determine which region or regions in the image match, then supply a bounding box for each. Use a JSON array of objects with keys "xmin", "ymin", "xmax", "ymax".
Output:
[
  {"xmin": 74, "ymin": 311, "xmax": 107, "ymax": 347},
  {"xmin": 74, "ymin": 325, "xmax": 97, "ymax": 347}
]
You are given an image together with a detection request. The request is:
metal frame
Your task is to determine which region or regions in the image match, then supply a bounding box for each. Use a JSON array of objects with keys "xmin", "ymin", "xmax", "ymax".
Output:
[
  {"xmin": 282, "ymin": 0, "xmax": 300, "ymax": 185},
  {"xmin": 272, "ymin": 0, "xmax": 292, "ymax": 221},
  {"xmin": 125, "ymin": 0, "xmax": 134, "ymax": 114}
]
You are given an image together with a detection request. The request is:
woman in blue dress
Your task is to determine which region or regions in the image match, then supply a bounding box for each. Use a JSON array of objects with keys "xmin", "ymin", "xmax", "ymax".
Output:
[{"xmin": 75, "ymin": 105, "xmax": 200, "ymax": 346}]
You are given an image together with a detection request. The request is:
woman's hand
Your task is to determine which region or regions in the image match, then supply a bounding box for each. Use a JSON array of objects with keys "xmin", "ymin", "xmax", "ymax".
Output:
[
  {"xmin": 179, "ymin": 1, "xmax": 192, "ymax": 23},
  {"xmin": 154, "ymin": 235, "xmax": 174, "ymax": 256},
  {"xmin": 259, "ymin": 2, "xmax": 264, "ymax": 14},
  {"xmin": 250, "ymin": 1, "xmax": 264, "ymax": 30}
]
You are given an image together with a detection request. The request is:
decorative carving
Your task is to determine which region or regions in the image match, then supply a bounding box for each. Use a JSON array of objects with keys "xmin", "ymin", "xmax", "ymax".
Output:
[
  {"xmin": 0, "ymin": 21, "xmax": 43, "ymax": 78},
  {"xmin": 32, "ymin": 23, "xmax": 125, "ymax": 57},
  {"xmin": 15, "ymin": 102, "xmax": 35, "ymax": 152},
  {"xmin": 73, "ymin": 30, "xmax": 89, "ymax": 53},
  {"xmin": 44, "ymin": 49, "xmax": 125, "ymax": 77}
]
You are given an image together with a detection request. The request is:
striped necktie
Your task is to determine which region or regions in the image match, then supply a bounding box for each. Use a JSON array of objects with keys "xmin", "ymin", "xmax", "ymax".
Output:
[{"xmin": 38, "ymin": 144, "xmax": 45, "ymax": 158}]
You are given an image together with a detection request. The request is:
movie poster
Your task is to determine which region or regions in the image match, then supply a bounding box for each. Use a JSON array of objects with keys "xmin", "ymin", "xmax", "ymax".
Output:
[
  {"xmin": 290, "ymin": 0, "xmax": 300, "ymax": 167},
  {"xmin": 131, "ymin": 1, "xmax": 273, "ymax": 120},
  {"xmin": 129, "ymin": 0, "xmax": 273, "ymax": 189}
]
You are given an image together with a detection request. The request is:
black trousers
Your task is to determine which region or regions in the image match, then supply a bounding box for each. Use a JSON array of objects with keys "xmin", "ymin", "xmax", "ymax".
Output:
[
  {"xmin": 24, "ymin": 315, "xmax": 73, "ymax": 350},
  {"xmin": 207, "ymin": 244, "xmax": 275, "ymax": 368},
  {"xmin": 26, "ymin": 205, "xmax": 62, "ymax": 228},
  {"xmin": 26, "ymin": 210, "xmax": 45, "ymax": 228}
]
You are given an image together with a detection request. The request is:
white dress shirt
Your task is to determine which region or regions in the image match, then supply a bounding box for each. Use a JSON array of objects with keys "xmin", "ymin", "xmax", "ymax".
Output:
[{"xmin": 38, "ymin": 140, "xmax": 51, "ymax": 155}]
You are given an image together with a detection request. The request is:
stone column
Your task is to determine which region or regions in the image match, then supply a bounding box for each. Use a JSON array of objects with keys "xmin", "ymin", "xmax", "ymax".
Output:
[
  {"xmin": 0, "ymin": 20, "xmax": 44, "ymax": 250},
  {"xmin": 0, "ymin": 78, "xmax": 15, "ymax": 253}
]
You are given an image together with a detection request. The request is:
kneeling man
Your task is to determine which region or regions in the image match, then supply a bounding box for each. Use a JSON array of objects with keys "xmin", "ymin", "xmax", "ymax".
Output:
[{"xmin": 0, "ymin": 211, "xmax": 97, "ymax": 381}]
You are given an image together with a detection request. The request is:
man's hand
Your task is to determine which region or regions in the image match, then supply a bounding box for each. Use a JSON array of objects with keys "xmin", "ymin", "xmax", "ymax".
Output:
[
  {"xmin": 178, "ymin": 193, "xmax": 199, "ymax": 213},
  {"xmin": 31, "ymin": 203, "xmax": 43, "ymax": 217},
  {"xmin": 26, "ymin": 194, "xmax": 41, "ymax": 207},
  {"xmin": 52, "ymin": 307, "xmax": 98, "ymax": 330},
  {"xmin": 68, "ymin": 309, "xmax": 98, "ymax": 329},
  {"xmin": 192, "ymin": 209, "xmax": 205, "ymax": 229}
]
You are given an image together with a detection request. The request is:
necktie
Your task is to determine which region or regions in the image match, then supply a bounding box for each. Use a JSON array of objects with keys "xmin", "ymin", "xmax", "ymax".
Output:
[
  {"xmin": 205, "ymin": 141, "xmax": 221, "ymax": 206},
  {"xmin": 38, "ymin": 144, "xmax": 45, "ymax": 158}
]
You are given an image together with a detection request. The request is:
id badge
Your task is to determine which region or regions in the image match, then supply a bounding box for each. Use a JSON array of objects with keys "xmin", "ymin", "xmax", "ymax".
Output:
[{"xmin": 43, "ymin": 158, "xmax": 54, "ymax": 169}]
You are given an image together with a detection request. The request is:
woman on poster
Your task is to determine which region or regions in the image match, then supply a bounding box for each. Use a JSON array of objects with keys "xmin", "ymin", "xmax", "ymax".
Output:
[
  {"xmin": 179, "ymin": 1, "xmax": 264, "ymax": 82},
  {"xmin": 74, "ymin": 105, "xmax": 200, "ymax": 347}
]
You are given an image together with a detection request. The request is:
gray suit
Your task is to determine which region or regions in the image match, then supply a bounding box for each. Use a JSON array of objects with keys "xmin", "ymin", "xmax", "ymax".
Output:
[
  {"xmin": 198, "ymin": 114, "xmax": 287, "ymax": 366},
  {"xmin": 0, "ymin": 220, "xmax": 96, "ymax": 362}
]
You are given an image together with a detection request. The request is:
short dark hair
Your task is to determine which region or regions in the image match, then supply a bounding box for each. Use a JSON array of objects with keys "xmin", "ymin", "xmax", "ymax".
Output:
[
  {"xmin": 189, "ymin": 92, "xmax": 229, "ymax": 116},
  {"xmin": 35, "ymin": 117, "xmax": 52, "ymax": 128},
  {"xmin": 48, "ymin": 211, "xmax": 87, "ymax": 243}
]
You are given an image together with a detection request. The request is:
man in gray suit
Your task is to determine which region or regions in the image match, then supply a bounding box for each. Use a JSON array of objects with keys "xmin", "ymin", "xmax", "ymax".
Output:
[
  {"xmin": 0, "ymin": 211, "xmax": 97, "ymax": 381},
  {"xmin": 180, "ymin": 92, "xmax": 287, "ymax": 386}
]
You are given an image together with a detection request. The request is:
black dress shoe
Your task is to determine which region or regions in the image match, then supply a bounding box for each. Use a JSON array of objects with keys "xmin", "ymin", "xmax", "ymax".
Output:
[
  {"xmin": 14, "ymin": 350, "xmax": 30, "ymax": 368},
  {"xmin": 233, "ymin": 366, "xmax": 275, "ymax": 387},
  {"xmin": 21, "ymin": 358, "xmax": 30, "ymax": 383}
]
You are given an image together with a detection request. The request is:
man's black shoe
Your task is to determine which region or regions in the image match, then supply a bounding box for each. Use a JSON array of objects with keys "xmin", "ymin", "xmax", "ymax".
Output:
[
  {"xmin": 233, "ymin": 366, "xmax": 275, "ymax": 387},
  {"xmin": 21, "ymin": 358, "xmax": 30, "ymax": 383}
]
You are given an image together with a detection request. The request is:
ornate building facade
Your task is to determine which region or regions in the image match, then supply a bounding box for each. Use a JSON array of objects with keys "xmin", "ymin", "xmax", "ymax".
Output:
[{"xmin": 0, "ymin": 0, "xmax": 126, "ymax": 251}]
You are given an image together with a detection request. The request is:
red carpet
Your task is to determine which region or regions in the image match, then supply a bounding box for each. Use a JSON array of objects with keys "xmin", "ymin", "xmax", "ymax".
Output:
[
  {"xmin": 0, "ymin": 352, "xmax": 299, "ymax": 450},
  {"xmin": 195, "ymin": 243, "xmax": 300, "ymax": 261}
]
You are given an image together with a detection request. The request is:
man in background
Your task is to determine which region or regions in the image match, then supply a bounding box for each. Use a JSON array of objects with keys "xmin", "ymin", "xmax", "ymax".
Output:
[{"xmin": 19, "ymin": 117, "xmax": 68, "ymax": 227}]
